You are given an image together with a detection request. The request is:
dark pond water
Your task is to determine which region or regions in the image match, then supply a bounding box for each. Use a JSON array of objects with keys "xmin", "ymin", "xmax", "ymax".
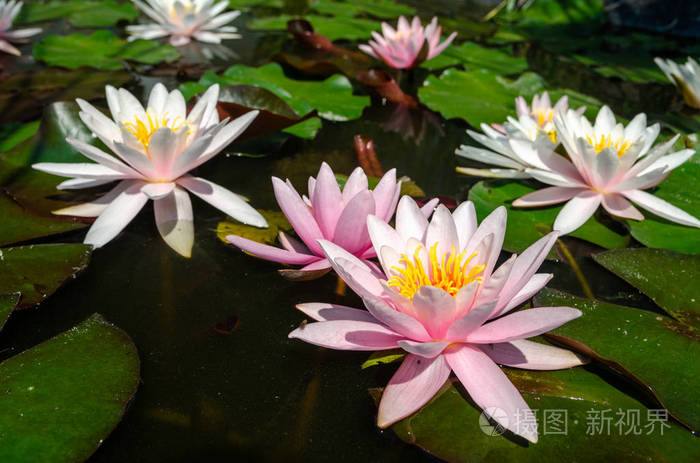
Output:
[{"xmin": 0, "ymin": 0, "xmax": 691, "ymax": 461}]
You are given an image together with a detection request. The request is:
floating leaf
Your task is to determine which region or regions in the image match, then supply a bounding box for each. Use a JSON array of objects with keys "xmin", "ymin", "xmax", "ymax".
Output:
[
  {"xmin": 249, "ymin": 15, "xmax": 382, "ymax": 41},
  {"xmin": 361, "ymin": 349, "xmax": 405, "ymax": 369},
  {"xmin": 18, "ymin": 0, "xmax": 138, "ymax": 28},
  {"xmin": 217, "ymin": 210, "xmax": 292, "ymax": 245},
  {"xmin": 0, "ymin": 314, "xmax": 139, "ymax": 462},
  {"xmin": 33, "ymin": 30, "xmax": 179, "ymax": 70},
  {"xmin": 468, "ymin": 181, "xmax": 629, "ymax": 253},
  {"xmin": 593, "ymin": 248, "xmax": 700, "ymax": 329},
  {"xmin": 0, "ymin": 122, "xmax": 40, "ymax": 152},
  {"xmin": 375, "ymin": 368, "xmax": 698, "ymax": 462},
  {"xmin": 310, "ymin": 0, "xmax": 414, "ymax": 19},
  {"xmin": 187, "ymin": 63, "xmax": 369, "ymax": 122},
  {"xmin": 283, "ymin": 117, "xmax": 322, "ymax": 139},
  {"xmin": 0, "ymin": 244, "xmax": 92, "ymax": 309},
  {"xmin": 0, "ymin": 293, "xmax": 20, "ymax": 331},
  {"xmin": 422, "ymin": 42, "xmax": 528, "ymax": 74},
  {"xmin": 535, "ymin": 288, "xmax": 700, "ymax": 432}
]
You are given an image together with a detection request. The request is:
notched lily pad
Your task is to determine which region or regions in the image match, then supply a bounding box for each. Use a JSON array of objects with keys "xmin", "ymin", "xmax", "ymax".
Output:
[
  {"xmin": 593, "ymin": 248, "xmax": 700, "ymax": 329},
  {"xmin": 0, "ymin": 244, "xmax": 92, "ymax": 309},
  {"xmin": 0, "ymin": 314, "xmax": 140, "ymax": 463}
]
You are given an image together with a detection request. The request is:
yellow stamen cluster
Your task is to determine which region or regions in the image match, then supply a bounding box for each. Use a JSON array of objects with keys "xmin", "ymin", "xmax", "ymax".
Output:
[
  {"xmin": 387, "ymin": 243, "xmax": 485, "ymax": 300},
  {"xmin": 123, "ymin": 111, "xmax": 189, "ymax": 151},
  {"xmin": 586, "ymin": 133, "xmax": 632, "ymax": 157},
  {"xmin": 530, "ymin": 109, "xmax": 557, "ymax": 143}
]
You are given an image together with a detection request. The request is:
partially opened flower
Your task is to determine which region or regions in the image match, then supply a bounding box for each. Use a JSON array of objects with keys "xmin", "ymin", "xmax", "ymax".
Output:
[
  {"xmin": 456, "ymin": 92, "xmax": 583, "ymax": 179},
  {"xmin": 33, "ymin": 83, "xmax": 267, "ymax": 257},
  {"xmin": 359, "ymin": 16, "xmax": 456, "ymax": 69},
  {"xmin": 655, "ymin": 57, "xmax": 700, "ymax": 109},
  {"xmin": 127, "ymin": 0, "xmax": 241, "ymax": 47},
  {"xmin": 227, "ymin": 162, "xmax": 437, "ymax": 273},
  {"xmin": 289, "ymin": 196, "xmax": 584, "ymax": 442},
  {"xmin": 513, "ymin": 105, "xmax": 700, "ymax": 234},
  {"xmin": 0, "ymin": 0, "xmax": 41, "ymax": 56}
]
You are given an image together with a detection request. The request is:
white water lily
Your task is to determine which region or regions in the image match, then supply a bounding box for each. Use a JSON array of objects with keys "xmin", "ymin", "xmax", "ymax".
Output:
[
  {"xmin": 456, "ymin": 92, "xmax": 584, "ymax": 179},
  {"xmin": 33, "ymin": 83, "xmax": 267, "ymax": 257},
  {"xmin": 655, "ymin": 57, "xmax": 700, "ymax": 109},
  {"xmin": 127, "ymin": 0, "xmax": 241, "ymax": 47},
  {"xmin": 0, "ymin": 0, "xmax": 41, "ymax": 56},
  {"xmin": 513, "ymin": 106, "xmax": 700, "ymax": 234}
]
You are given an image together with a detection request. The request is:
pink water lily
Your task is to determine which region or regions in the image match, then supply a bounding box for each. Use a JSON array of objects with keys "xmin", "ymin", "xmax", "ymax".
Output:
[
  {"xmin": 289, "ymin": 196, "xmax": 584, "ymax": 442},
  {"xmin": 0, "ymin": 0, "xmax": 41, "ymax": 56},
  {"xmin": 513, "ymin": 105, "xmax": 700, "ymax": 234},
  {"xmin": 33, "ymin": 83, "xmax": 267, "ymax": 257},
  {"xmin": 127, "ymin": 0, "xmax": 241, "ymax": 47},
  {"xmin": 359, "ymin": 16, "xmax": 456, "ymax": 69},
  {"xmin": 456, "ymin": 91, "xmax": 584, "ymax": 179},
  {"xmin": 227, "ymin": 162, "xmax": 437, "ymax": 273}
]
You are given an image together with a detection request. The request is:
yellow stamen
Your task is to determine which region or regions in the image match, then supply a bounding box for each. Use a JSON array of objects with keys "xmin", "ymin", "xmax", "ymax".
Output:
[
  {"xmin": 585, "ymin": 133, "xmax": 632, "ymax": 157},
  {"xmin": 387, "ymin": 243, "xmax": 485, "ymax": 300},
  {"xmin": 122, "ymin": 110, "xmax": 190, "ymax": 152},
  {"xmin": 532, "ymin": 108, "xmax": 554, "ymax": 127}
]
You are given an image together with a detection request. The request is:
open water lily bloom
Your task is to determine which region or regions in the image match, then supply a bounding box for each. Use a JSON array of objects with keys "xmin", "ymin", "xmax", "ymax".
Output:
[
  {"xmin": 359, "ymin": 16, "xmax": 456, "ymax": 70},
  {"xmin": 127, "ymin": 0, "xmax": 241, "ymax": 47},
  {"xmin": 0, "ymin": 0, "xmax": 41, "ymax": 56},
  {"xmin": 513, "ymin": 105, "xmax": 700, "ymax": 234},
  {"xmin": 289, "ymin": 196, "xmax": 584, "ymax": 442},
  {"xmin": 227, "ymin": 162, "xmax": 438, "ymax": 273},
  {"xmin": 655, "ymin": 57, "xmax": 700, "ymax": 109},
  {"xmin": 456, "ymin": 92, "xmax": 584, "ymax": 179},
  {"xmin": 33, "ymin": 83, "xmax": 267, "ymax": 257}
]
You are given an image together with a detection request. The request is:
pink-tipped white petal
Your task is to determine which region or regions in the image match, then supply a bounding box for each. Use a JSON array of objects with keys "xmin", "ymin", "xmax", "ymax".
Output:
[
  {"xmin": 154, "ymin": 186, "xmax": 194, "ymax": 257},
  {"xmin": 481, "ymin": 339, "xmax": 586, "ymax": 370},
  {"xmin": 623, "ymin": 189, "xmax": 700, "ymax": 228},
  {"xmin": 84, "ymin": 180, "xmax": 149, "ymax": 248},
  {"xmin": 552, "ymin": 190, "xmax": 602, "ymax": 235},
  {"xmin": 601, "ymin": 193, "xmax": 644, "ymax": 221},
  {"xmin": 288, "ymin": 319, "xmax": 404, "ymax": 351}
]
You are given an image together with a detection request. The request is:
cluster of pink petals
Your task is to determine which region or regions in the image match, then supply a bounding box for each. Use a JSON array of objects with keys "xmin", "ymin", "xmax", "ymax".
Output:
[
  {"xmin": 33, "ymin": 83, "xmax": 267, "ymax": 257},
  {"xmin": 127, "ymin": 0, "xmax": 241, "ymax": 47},
  {"xmin": 227, "ymin": 162, "xmax": 437, "ymax": 273},
  {"xmin": 359, "ymin": 16, "xmax": 456, "ymax": 69},
  {"xmin": 0, "ymin": 0, "xmax": 41, "ymax": 56},
  {"xmin": 289, "ymin": 196, "xmax": 584, "ymax": 442},
  {"xmin": 513, "ymin": 105, "xmax": 700, "ymax": 234}
]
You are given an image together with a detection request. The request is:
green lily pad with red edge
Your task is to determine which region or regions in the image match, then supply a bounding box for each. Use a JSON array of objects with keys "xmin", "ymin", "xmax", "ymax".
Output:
[
  {"xmin": 534, "ymin": 288, "xmax": 700, "ymax": 432},
  {"xmin": 0, "ymin": 293, "xmax": 20, "ymax": 331},
  {"xmin": 421, "ymin": 42, "xmax": 528, "ymax": 75},
  {"xmin": 371, "ymin": 366, "xmax": 698, "ymax": 462},
  {"xmin": 183, "ymin": 63, "xmax": 369, "ymax": 122},
  {"xmin": 592, "ymin": 248, "xmax": 700, "ymax": 329},
  {"xmin": 468, "ymin": 181, "xmax": 629, "ymax": 253},
  {"xmin": 625, "ymin": 158, "xmax": 700, "ymax": 254},
  {"xmin": 0, "ymin": 244, "xmax": 92, "ymax": 309},
  {"xmin": 17, "ymin": 0, "xmax": 139, "ymax": 28},
  {"xmin": 33, "ymin": 30, "xmax": 179, "ymax": 71},
  {"xmin": 0, "ymin": 314, "xmax": 139, "ymax": 463}
]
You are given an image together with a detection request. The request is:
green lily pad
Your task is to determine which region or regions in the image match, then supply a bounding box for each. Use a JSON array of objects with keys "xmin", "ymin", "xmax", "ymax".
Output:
[
  {"xmin": 283, "ymin": 117, "xmax": 322, "ymax": 139},
  {"xmin": 217, "ymin": 210, "xmax": 292, "ymax": 245},
  {"xmin": 0, "ymin": 122, "xmax": 40, "ymax": 152},
  {"xmin": 18, "ymin": 0, "xmax": 138, "ymax": 28},
  {"xmin": 468, "ymin": 181, "xmax": 629, "ymax": 253},
  {"xmin": 418, "ymin": 69, "xmax": 546, "ymax": 127},
  {"xmin": 377, "ymin": 367, "xmax": 698, "ymax": 462},
  {"xmin": 185, "ymin": 63, "xmax": 369, "ymax": 122},
  {"xmin": 0, "ymin": 244, "xmax": 92, "ymax": 309},
  {"xmin": 0, "ymin": 293, "xmax": 20, "ymax": 332},
  {"xmin": 535, "ymin": 288, "xmax": 700, "ymax": 432},
  {"xmin": 310, "ymin": 0, "xmax": 414, "ymax": 18},
  {"xmin": 593, "ymin": 248, "xmax": 700, "ymax": 329},
  {"xmin": 571, "ymin": 52, "xmax": 668, "ymax": 84},
  {"xmin": 422, "ymin": 42, "xmax": 528, "ymax": 75},
  {"xmin": 0, "ymin": 314, "xmax": 139, "ymax": 463},
  {"xmin": 626, "ymin": 160, "xmax": 700, "ymax": 254},
  {"xmin": 361, "ymin": 349, "xmax": 405, "ymax": 369},
  {"xmin": 248, "ymin": 15, "xmax": 382, "ymax": 41},
  {"xmin": 33, "ymin": 30, "xmax": 179, "ymax": 71}
]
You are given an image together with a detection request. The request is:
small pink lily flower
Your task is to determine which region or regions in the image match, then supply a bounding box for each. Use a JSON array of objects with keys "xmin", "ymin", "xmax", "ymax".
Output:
[
  {"xmin": 359, "ymin": 16, "xmax": 456, "ymax": 69},
  {"xmin": 0, "ymin": 0, "xmax": 41, "ymax": 56},
  {"xmin": 289, "ymin": 196, "xmax": 584, "ymax": 442},
  {"xmin": 513, "ymin": 105, "xmax": 700, "ymax": 234},
  {"xmin": 227, "ymin": 162, "xmax": 437, "ymax": 273},
  {"xmin": 33, "ymin": 83, "xmax": 267, "ymax": 257}
]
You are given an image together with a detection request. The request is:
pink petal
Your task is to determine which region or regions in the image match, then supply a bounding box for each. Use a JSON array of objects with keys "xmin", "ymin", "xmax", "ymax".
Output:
[
  {"xmin": 372, "ymin": 168, "xmax": 399, "ymax": 221},
  {"xmin": 311, "ymin": 162, "xmax": 343, "ymax": 239},
  {"xmin": 552, "ymin": 190, "xmax": 602, "ymax": 235},
  {"xmin": 411, "ymin": 286, "xmax": 455, "ymax": 339},
  {"xmin": 84, "ymin": 180, "xmax": 149, "ymax": 248},
  {"xmin": 512, "ymin": 186, "xmax": 585, "ymax": 207},
  {"xmin": 226, "ymin": 235, "xmax": 318, "ymax": 265},
  {"xmin": 342, "ymin": 167, "xmax": 369, "ymax": 203},
  {"xmin": 53, "ymin": 180, "xmax": 132, "ymax": 217},
  {"xmin": 318, "ymin": 241, "xmax": 384, "ymax": 297},
  {"xmin": 466, "ymin": 307, "xmax": 582, "ymax": 344},
  {"xmin": 363, "ymin": 296, "xmax": 431, "ymax": 342},
  {"xmin": 288, "ymin": 320, "xmax": 404, "ymax": 351},
  {"xmin": 295, "ymin": 302, "xmax": 376, "ymax": 322},
  {"xmin": 452, "ymin": 201, "xmax": 477, "ymax": 250},
  {"xmin": 445, "ymin": 344, "xmax": 538, "ymax": 443},
  {"xmin": 367, "ymin": 215, "xmax": 403, "ymax": 272},
  {"xmin": 395, "ymin": 196, "xmax": 429, "ymax": 241},
  {"xmin": 398, "ymin": 340, "xmax": 449, "ymax": 358},
  {"xmin": 278, "ymin": 230, "xmax": 310, "ymax": 254},
  {"xmin": 481, "ymin": 339, "xmax": 585, "ymax": 370},
  {"xmin": 272, "ymin": 176, "xmax": 324, "ymax": 255},
  {"xmin": 141, "ymin": 181, "xmax": 175, "ymax": 200},
  {"xmin": 332, "ymin": 190, "xmax": 375, "ymax": 254},
  {"xmin": 300, "ymin": 259, "xmax": 332, "ymax": 272},
  {"xmin": 377, "ymin": 354, "xmax": 451, "ymax": 428},
  {"xmin": 154, "ymin": 186, "xmax": 194, "ymax": 257},
  {"xmin": 465, "ymin": 206, "xmax": 506, "ymax": 277},
  {"xmin": 445, "ymin": 301, "xmax": 497, "ymax": 341},
  {"xmin": 494, "ymin": 273, "xmax": 553, "ymax": 318},
  {"xmin": 623, "ymin": 189, "xmax": 700, "ymax": 228},
  {"xmin": 474, "ymin": 254, "xmax": 515, "ymax": 307},
  {"xmin": 601, "ymin": 193, "xmax": 644, "ymax": 221},
  {"xmin": 425, "ymin": 204, "xmax": 459, "ymax": 258}
]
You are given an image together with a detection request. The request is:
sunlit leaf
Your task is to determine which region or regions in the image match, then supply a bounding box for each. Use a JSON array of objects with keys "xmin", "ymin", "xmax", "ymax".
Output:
[
  {"xmin": 18, "ymin": 0, "xmax": 138, "ymax": 27},
  {"xmin": 217, "ymin": 210, "xmax": 292, "ymax": 245}
]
